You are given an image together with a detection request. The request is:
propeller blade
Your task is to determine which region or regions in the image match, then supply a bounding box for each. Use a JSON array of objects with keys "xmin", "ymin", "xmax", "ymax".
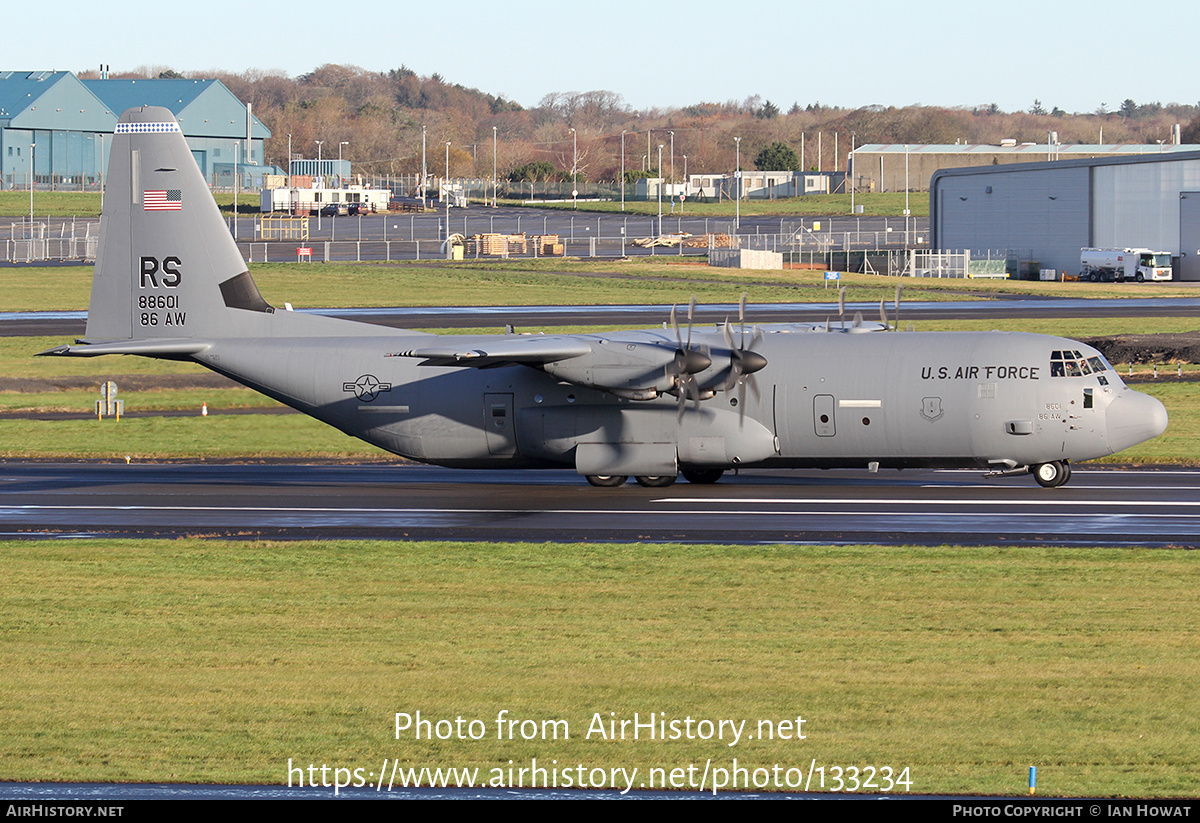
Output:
[
  {"xmin": 686, "ymin": 295, "xmax": 696, "ymax": 350},
  {"xmin": 879, "ymin": 298, "xmax": 887, "ymax": 327},
  {"xmin": 739, "ymin": 292, "xmax": 748, "ymax": 344}
]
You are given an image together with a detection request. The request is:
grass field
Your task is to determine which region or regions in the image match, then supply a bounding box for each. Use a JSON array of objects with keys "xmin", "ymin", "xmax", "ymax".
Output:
[
  {"xmin": 0, "ymin": 191, "xmax": 256, "ymax": 219},
  {"xmin": 2, "ymin": 539, "xmax": 1197, "ymax": 796},
  {"xmin": 2, "ymin": 191, "xmax": 918, "ymax": 219},
  {"xmin": 5, "ymin": 260, "xmax": 1200, "ymax": 314},
  {"xmin": 3, "ymin": 259, "xmax": 1198, "ymax": 798}
]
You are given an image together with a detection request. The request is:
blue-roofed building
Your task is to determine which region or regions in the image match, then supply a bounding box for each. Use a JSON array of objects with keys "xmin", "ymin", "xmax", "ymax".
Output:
[
  {"xmin": 0, "ymin": 71, "xmax": 113, "ymax": 190},
  {"xmin": 0, "ymin": 71, "xmax": 273, "ymax": 191},
  {"xmin": 82, "ymin": 77, "xmax": 271, "ymax": 185}
]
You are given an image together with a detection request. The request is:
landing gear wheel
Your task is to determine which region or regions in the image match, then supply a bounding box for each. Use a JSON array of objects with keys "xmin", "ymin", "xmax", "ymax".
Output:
[
  {"xmin": 586, "ymin": 475, "xmax": 627, "ymax": 488},
  {"xmin": 634, "ymin": 475, "xmax": 677, "ymax": 488},
  {"xmin": 681, "ymin": 468, "xmax": 725, "ymax": 485},
  {"xmin": 1032, "ymin": 461, "xmax": 1069, "ymax": 488}
]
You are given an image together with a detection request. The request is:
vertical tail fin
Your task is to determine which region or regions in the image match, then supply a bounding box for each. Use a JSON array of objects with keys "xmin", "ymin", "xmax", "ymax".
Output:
[{"xmin": 84, "ymin": 106, "xmax": 272, "ymax": 342}]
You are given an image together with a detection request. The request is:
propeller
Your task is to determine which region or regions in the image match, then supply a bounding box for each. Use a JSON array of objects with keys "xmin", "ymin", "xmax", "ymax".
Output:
[
  {"xmin": 721, "ymin": 293, "xmax": 768, "ymax": 423},
  {"xmin": 669, "ymin": 297, "xmax": 712, "ymax": 421}
]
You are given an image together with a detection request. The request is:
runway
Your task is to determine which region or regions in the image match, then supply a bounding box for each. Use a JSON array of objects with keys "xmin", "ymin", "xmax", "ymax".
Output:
[{"xmin": 3, "ymin": 462, "xmax": 1196, "ymax": 546}]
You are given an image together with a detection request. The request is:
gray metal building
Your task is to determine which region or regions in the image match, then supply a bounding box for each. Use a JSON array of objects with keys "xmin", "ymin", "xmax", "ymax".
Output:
[
  {"xmin": 930, "ymin": 151, "xmax": 1200, "ymax": 280},
  {"xmin": 857, "ymin": 142, "xmax": 1196, "ymax": 195}
]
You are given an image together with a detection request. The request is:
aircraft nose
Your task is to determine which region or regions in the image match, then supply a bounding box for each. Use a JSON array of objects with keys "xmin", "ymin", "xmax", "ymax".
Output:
[{"xmin": 1106, "ymin": 389, "xmax": 1168, "ymax": 454}]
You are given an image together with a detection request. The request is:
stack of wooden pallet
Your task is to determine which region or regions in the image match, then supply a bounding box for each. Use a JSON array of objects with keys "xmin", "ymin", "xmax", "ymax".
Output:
[
  {"xmin": 469, "ymin": 233, "xmax": 528, "ymax": 255},
  {"xmin": 533, "ymin": 235, "xmax": 563, "ymax": 255},
  {"xmin": 682, "ymin": 233, "xmax": 732, "ymax": 248}
]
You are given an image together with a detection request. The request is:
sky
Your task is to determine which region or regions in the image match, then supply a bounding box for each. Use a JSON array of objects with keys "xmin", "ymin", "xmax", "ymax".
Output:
[{"xmin": 12, "ymin": 0, "xmax": 1200, "ymax": 116}]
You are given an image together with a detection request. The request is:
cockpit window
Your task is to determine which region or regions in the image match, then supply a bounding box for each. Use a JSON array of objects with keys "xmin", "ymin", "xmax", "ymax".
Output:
[{"xmin": 1050, "ymin": 350, "xmax": 1108, "ymax": 378}]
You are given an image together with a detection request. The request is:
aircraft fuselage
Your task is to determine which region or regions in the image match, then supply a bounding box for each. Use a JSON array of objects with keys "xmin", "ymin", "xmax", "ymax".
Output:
[{"xmin": 191, "ymin": 327, "xmax": 1162, "ymax": 477}]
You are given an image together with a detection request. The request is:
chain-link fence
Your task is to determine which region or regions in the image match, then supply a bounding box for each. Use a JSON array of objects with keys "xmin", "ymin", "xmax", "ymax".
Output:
[{"xmin": 4, "ymin": 219, "xmax": 99, "ymax": 263}]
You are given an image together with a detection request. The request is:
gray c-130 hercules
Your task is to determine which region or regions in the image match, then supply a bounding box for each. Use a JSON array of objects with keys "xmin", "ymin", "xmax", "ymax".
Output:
[{"xmin": 43, "ymin": 107, "xmax": 1168, "ymax": 488}]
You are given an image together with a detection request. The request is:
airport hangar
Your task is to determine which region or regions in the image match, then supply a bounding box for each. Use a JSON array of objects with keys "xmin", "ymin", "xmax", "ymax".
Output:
[
  {"xmin": 0, "ymin": 70, "xmax": 273, "ymax": 190},
  {"xmin": 929, "ymin": 149, "xmax": 1200, "ymax": 280}
]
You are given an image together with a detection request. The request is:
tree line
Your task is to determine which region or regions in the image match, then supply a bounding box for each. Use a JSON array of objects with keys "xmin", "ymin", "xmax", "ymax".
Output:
[{"xmin": 88, "ymin": 65, "xmax": 1200, "ymax": 184}]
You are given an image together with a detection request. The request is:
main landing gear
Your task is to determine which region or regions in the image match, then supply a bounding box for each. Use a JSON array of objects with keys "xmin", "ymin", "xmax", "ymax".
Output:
[
  {"xmin": 1031, "ymin": 460, "xmax": 1071, "ymax": 488},
  {"xmin": 584, "ymin": 469, "xmax": 726, "ymax": 488},
  {"xmin": 585, "ymin": 475, "xmax": 628, "ymax": 487}
]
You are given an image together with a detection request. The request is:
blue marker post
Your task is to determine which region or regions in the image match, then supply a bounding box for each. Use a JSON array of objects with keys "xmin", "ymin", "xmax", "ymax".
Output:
[{"xmin": 1029, "ymin": 766, "xmax": 1037, "ymax": 795}]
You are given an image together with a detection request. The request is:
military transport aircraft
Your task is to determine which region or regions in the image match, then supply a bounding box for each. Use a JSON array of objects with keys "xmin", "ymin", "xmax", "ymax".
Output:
[{"xmin": 43, "ymin": 107, "xmax": 1168, "ymax": 488}]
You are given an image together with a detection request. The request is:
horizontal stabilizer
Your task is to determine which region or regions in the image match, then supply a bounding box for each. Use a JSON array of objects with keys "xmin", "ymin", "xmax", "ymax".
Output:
[{"xmin": 37, "ymin": 339, "xmax": 212, "ymax": 358}]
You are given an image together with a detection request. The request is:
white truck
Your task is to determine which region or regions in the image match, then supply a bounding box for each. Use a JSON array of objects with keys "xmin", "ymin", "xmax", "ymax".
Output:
[{"xmin": 1079, "ymin": 247, "xmax": 1173, "ymax": 282}]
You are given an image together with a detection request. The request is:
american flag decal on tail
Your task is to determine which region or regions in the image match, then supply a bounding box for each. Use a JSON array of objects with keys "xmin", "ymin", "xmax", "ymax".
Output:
[{"xmin": 144, "ymin": 189, "xmax": 182, "ymax": 211}]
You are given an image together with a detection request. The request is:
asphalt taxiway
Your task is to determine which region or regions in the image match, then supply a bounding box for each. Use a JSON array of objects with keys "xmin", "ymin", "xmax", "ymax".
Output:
[
  {"xmin": 3, "ymin": 462, "xmax": 1196, "ymax": 546},
  {"xmin": 5, "ymin": 295, "xmax": 1200, "ymax": 338}
]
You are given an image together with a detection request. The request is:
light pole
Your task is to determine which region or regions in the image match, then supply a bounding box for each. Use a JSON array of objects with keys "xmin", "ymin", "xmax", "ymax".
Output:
[
  {"xmin": 904, "ymin": 144, "xmax": 911, "ymax": 241},
  {"xmin": 734, "ymin": 136, "xmax": 741, "ymax": 230},
  {"xmin": 421, "ymin": 126, "xmax": 427, "ymax": 206},
  {"xmin": 620, "ymin": 130, "xmax": 626, "ymax": 212},
  {"xmin": 29, "ymin": 142, "xmax": 35, "ymax": 227},
  {"xmin": 849, "ymin": 131, "xmax": 856, "ymax": 215},
  {"xmin": 657, "ymin": 143, "xmax": 663, "ymax": 234},
  {"xmin": 315, "ymin": 141, "xmax": 324, "ymax": 187},
  {"xmin": 669, "ymin": 130, "xmax": 674, "ymax": 194},
  {"xmin": 492, "ymin": 126, "xmax": 498, "ymax": 207},
  {"xmin": 681, "ymin": 154, "xmax": 687, "ymax": 214},
  {"xmin": 338, "ymin": 141, "xmax": 348, "ymax": 187},
  {"xmin": 569, "ymin": 127, "xmax": 577, "ymax": 209},
  {"xmin": 445, "ymin": 141, "xmax": 451, "ymax": 249}
]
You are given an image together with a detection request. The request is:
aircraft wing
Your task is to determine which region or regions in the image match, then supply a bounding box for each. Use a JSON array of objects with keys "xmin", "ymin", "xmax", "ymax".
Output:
[{"xmin": 389, "ymin": 336, "xmax": 593, "ymax": 367}]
